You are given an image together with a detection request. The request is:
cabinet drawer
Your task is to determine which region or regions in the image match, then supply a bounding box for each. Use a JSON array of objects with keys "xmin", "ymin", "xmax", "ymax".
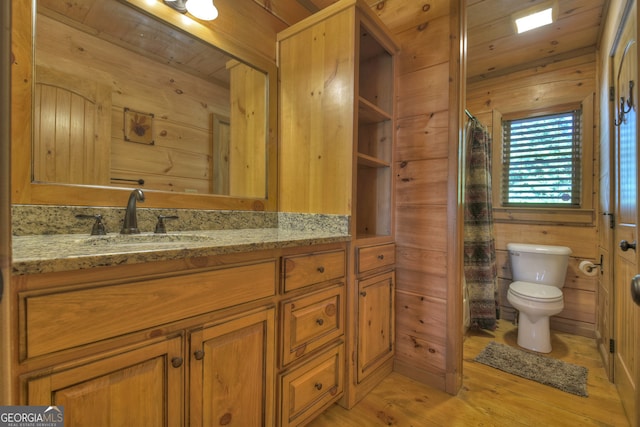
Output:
[
  {"xmin": 283, "ymin": 250, "xmax": 345, "ymax": 292},
  {"xmin": 357, "ymin": 243, "xmax": 395, "ymax": 274},
  {"xmin": 23, "ymin": 261, "xmax": 277, "ymax": 358},
  {"xmin": 280, "ymin": 343, "xmax": 344, "ymax": 427},
  {"xmin": 281, "ymin": 285, "xmax": 344, "ymax": 366}
]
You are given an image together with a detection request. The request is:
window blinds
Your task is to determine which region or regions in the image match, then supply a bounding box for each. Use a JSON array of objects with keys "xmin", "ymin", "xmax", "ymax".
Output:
[{"xmin": 502, "ymin": 110, "xmax": 581, "ymax": 205}]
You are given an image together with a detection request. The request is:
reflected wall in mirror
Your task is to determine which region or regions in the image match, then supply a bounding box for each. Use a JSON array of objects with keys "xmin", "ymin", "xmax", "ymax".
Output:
[{"xmin": 35, "ymin": 0, "xmax": 267, "ymax": 198}]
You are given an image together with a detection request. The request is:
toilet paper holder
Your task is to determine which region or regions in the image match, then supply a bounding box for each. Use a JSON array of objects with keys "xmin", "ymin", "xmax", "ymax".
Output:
[{"xmin": 580, "ymin": 255, "xmax": 603, "ymax": 274}]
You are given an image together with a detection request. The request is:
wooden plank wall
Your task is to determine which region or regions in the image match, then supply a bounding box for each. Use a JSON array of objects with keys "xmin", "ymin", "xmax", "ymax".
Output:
[
  {"xmin": 466, "ymin": 53, "xmax": 599, "ymax": 338},
  {"xmin": 374, "ymin": 1, "xmax": 456, "ymax": 390}
]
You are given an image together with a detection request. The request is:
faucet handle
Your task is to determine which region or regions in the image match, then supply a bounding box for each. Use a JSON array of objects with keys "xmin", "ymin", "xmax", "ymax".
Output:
[
  {"xmin": 155, "ymin": 215, "xmax": 179, "ymax": 234},
  {"xmin": 76, "ymin": 214, "xmax": 107, "ymax": 235}
]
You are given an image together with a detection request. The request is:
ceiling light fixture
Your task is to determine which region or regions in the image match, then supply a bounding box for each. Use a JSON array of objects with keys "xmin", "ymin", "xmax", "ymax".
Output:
[
  {"xmin": 515, "ymin": 7, "xmax": 553, "ymax": 33},
  {"xmin": 512, "ymin": 1, "xmax": 557, "ymax": 35},
  {"xmin": 163, "ymin": 0, "xmax": 218, "ymax": 21}
]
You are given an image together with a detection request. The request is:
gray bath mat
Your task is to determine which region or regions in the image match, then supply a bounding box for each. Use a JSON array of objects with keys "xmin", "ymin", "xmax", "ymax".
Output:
[{"xmin": 474, "ymin": 341, "xmax": 588, "ymax": 397}]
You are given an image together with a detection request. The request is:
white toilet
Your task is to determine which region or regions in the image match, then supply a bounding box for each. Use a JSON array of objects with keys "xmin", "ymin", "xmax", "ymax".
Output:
[{"xmin": 506, "ymin": 243, "xmax": 572, "ymax": 353}]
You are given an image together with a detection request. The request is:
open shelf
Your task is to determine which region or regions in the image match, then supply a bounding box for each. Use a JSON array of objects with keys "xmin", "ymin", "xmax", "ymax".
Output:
[
  {"xmin": 358, "ymin": 97, "xmax": 392, "ymax": 124},
  {"xmin": 357, "ymin": 153, "xmax": 389, "ymax": 168}
]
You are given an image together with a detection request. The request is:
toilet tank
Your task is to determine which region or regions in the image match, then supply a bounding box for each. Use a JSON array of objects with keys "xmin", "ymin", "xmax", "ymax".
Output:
[{"xmin": 507, "ymin": 243, "xmax": 572, "ymax": 288}]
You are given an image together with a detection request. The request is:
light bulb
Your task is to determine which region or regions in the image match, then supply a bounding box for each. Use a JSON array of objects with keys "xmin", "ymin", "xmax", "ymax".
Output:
[{"xmin": 185, "ymin": 0, "xmax": 218, "ymax": 21}]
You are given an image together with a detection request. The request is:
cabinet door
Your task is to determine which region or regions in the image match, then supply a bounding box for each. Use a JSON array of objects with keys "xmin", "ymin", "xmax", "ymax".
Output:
[
  {"xmin": 357, "ymin": 271, "xmax": 395, "ymax": 382},
  {"xmin": 26, "ymin": 337, "xmax": 184, "ymax": 427},
  {"xmin": 190, "ymin": 308, "xmax": 275, "ymax": 427}
]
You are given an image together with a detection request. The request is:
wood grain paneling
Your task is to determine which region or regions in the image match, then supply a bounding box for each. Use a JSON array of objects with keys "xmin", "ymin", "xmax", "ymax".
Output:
[
  {"xmin": 467, "ymin": 0, "xmax": 606, "ymax": 82},
  {"xmin": 395, "ymin": 246, "xmax": 447, "ymax": 300},
  {"xmin": 397, "ymin": 62, "xmax": 450, "ymax": 117},
  {"xmin": 395, "ymin": 111, "xmax": 449, "ymax": 161},
  {"xmin": 394, "ymin": 14, "xmax": 450, "ymax": 75},
  {"xmin": 395, "ymin": 205, "xmax": 448, "ymax": 252},
  {"xmin": 382, "ymin": 0, "xmax": 459, "ymax": 392},
  {"xmin": 394, "ymin": 290, "xmax": 447, "ymax": 377},
  {"xmin": 395, "ymin": 158, "xmax": 448, "ymax": 206},
  {"xmin": 495, "ymin": 223, "xmax": 597, "ymax": 259}
]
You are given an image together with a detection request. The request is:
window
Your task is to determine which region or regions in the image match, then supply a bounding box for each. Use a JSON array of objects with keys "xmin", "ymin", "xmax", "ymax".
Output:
[{"xmin": 501, "ymin": 110, "xmax": 582, "ymax": 206}]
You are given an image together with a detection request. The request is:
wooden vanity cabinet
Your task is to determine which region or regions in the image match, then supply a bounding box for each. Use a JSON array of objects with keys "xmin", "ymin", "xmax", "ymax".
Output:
[
  {"xmin": 348, "ymin": 242, "xmax": 396, "ymax": 406},
  {"xmin": 14, "ymin": 243, "xmax": 351, "ymax": 426},
  {"xmin": 17, "ymin": 255, "xmax": 279, "ymax": 427},
  {"xmin": 278, "ymin": 249, "xmax": 347, "ymax": 427}
]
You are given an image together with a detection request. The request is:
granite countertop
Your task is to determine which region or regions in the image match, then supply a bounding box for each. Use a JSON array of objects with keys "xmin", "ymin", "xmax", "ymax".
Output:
[{"xmin": 12, "ymin": 228, "xmax": 351, "ymax": 275}]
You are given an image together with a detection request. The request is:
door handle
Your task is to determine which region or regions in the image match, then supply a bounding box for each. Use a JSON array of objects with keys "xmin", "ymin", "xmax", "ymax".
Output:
[
  {"xmin": 632, "ymin": 275, "xmax": 640, "ymax": 306},
  {"xmin": 619, "ymin": 240, "xmax": 636, "ymax": 251}
]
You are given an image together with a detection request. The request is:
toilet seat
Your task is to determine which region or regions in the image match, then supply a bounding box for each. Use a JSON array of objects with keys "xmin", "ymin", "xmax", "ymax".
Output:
[{"xmin": 509, "ymin": 281, "xmax": 563, "ymax": 303}]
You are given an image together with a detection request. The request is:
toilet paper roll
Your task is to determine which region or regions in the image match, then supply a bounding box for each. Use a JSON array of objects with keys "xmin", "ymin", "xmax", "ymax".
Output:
[{"xmin": 579, "ymin": 260, "xmax": 598, "ymax": 276}]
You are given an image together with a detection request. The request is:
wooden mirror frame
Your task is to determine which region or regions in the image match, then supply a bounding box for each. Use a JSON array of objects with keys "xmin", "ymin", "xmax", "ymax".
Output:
[{"xmin": 11, "ymin": 0, "xmax": 278, "ymax": 211}]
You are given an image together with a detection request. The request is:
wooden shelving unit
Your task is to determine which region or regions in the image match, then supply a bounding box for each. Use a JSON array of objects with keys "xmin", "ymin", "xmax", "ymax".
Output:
[{"xmin": 278, "ymin": 0, "xmax": 399, "ymax": 410}]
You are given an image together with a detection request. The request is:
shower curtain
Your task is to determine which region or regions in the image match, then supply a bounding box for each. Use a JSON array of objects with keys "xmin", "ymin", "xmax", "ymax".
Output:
[{"xmin": 463, "ymin": 117, "xmax": 498, "ymax": 330}]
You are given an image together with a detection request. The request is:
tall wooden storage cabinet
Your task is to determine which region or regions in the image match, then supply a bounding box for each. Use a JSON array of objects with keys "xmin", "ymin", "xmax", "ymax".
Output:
[{"xmin": 278, "ymin": 0, "xmax": 399, "ymax": 408}]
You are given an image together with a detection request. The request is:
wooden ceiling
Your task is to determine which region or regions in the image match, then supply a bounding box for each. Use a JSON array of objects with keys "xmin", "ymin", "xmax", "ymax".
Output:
[
  {"xmin": 39, "ymin": 0, "xmax": 610, "ymax": 88},
  {"xmin": 291, "ymin": 0, "xmax": 609, "ymax": 84},
  {"xmin": 466, "ymin": 0, "xmax": 608, "ymax": 83}
]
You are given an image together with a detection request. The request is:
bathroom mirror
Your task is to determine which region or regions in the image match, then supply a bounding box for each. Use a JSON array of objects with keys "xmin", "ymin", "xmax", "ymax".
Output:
[{"xmin": 12, "ymin": 0, "xmax": 278, "ymax": 210}]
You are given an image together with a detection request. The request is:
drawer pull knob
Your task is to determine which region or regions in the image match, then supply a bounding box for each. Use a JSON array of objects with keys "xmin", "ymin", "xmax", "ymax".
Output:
[
  {"xmin": 317, "ymin": 266, "xmax": 325, "ymax": 273},
  {"xmin": 194, "ymin": 350, "xmax": 205, "ymax": 360},
  {"xmin": 378, "ymin": 254, "xmax": 384, "ymax": 260},
  {"xmin": 171, "ymin": 357, "xmax": 183, "ymax": 368},
  {"xmin": 314, "ymin": 382, "xmax": 323, "ymax": 391},
  {"xmin": 316, "ymin": 318, "xmax": 324, "ymax": 326}
]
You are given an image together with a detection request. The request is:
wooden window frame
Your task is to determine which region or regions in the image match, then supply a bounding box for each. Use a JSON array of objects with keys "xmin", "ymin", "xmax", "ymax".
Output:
[{"xmin": 491, "ymin": 96, "xmax": 595, "ymax": 225}]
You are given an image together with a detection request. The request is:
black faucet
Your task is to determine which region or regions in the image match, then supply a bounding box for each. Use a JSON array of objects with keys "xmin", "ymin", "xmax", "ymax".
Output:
[{"xmin": 121, "ymin": 189, "xmax": 145, "ymax": 234}]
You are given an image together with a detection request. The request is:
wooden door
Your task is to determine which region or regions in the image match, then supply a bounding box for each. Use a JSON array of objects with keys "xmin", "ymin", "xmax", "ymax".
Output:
[
  {"xmin": 357, "ymin": 271, "xmax": 395, "ymax": 382},
  {"xmin": 612, "ymin": 4, "xmax": 640, "ymax": 425},
  {"xmin": 189, "ymin": 308, "xmax": 275, "ymax": 427},
  {"xmin": 26, "ymin": 337, "xmax": 184, "ymax": 426}
]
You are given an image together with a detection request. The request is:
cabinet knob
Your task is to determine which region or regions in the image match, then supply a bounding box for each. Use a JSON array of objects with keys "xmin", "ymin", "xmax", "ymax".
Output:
[
  {"xmin": 314, "ymin": 382, "xmax": 323, "ymax": 391},
  {"xmin": 377, "ymin": 254, "xmax": 384, "ymax": 260},
  {"xmin": 193, "ymin": 350, "xmax": 205, "ymax": 360},
  {"xmin": 360, "ymin": 291, "xmax": 367, "ymax": 297},
  {"xmin": 171, "ymin": 357, "xmax": 183, "ymax": 368},
  {"xmin": 316, "ymin": 318, "xmax": 324, "ymax": 326},
  {"xmin": 317, "ymin": 266, "xmax": 325, "ymax": 273}
]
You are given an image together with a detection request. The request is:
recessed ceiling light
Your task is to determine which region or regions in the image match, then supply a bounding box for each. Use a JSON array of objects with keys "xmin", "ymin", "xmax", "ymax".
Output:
[{"xmin": 515, "ymin": 7, "xmax": 553, "ymax": 34}]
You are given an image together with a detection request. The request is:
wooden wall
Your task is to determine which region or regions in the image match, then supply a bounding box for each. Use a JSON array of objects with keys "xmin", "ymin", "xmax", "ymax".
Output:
[
  {"xmin": 374, "ymin": 1, "xmax": 462, "ymax": 391},
  {"xmin": 466, "ymin": 53, "xmax": 599, "ymax": 338}
]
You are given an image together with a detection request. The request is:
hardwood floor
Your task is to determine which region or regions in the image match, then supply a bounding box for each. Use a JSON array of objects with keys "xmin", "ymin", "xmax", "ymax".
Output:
[{"xmin": 308, "ymin": 320, "xmax": 629, "ymax": 426}]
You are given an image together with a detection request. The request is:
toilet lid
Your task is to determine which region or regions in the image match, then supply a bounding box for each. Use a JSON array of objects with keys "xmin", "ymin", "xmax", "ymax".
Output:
[{"xmin": 510, "ymin": 281, "xmax": 563, "ymax": 301}]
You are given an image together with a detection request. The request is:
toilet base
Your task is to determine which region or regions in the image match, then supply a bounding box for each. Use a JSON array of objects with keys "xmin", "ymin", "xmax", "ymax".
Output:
[{"xmin": 516, "ymin": 311, "xmax": 552, "ymax": 353}]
